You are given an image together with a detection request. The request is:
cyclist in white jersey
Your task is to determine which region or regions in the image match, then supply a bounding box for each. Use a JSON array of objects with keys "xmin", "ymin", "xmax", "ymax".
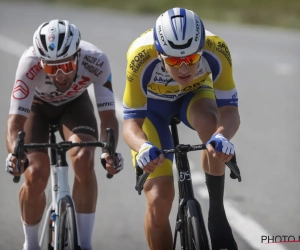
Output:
[{"xmin": 5, "ymin": 19, "xmax": 124, "ymax": 250}]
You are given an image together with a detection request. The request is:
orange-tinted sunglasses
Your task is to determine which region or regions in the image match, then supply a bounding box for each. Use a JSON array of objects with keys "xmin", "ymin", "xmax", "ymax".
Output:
[
  {"xmin": 41, "ymin": 56, "xmax": 77, "ymax": 76},
  {"xmin": 161, "ymin": 51, "xmax": 202, "ymax": 68}
]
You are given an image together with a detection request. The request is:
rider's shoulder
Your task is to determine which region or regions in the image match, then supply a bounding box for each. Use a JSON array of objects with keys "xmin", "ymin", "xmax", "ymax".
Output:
[
  {"xmin": 79, "ymin": 40, "xmax": 109, "ymax": 63},
  {"xmin": 79, "ymin": 40, "xmax": 106, "ymax": 56},
  {"xmin": 133, "ymin": 28, "xmax": 154, "ymax": 44},
  {"xmin": 18, "ymin": 46, "xmax": 40, "ymax": 66},
  {"xmin": 203, "ymin": 30, "xmax": 231, "ymax": 53},
  {"xmin": 127, "ymin": 29, "xmax": 157, "ymax": 61}
]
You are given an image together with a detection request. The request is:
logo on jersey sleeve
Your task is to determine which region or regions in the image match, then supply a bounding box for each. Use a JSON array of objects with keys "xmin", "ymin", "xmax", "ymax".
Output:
[
  {"xmin": 129, "ymin": 50, "xmax": 151, "ymax": 73},
  {"xmin": 26, "ymin": 62, "xmax": 43, "ymax": 80},
  {"xmin": 18, "ymin": 106, "xmax": 30, "ymax": 113},
  {"xmin": 81, "ymin": 55, "xmax": 104, "ymax": 76},
  {"xmin": 13, "ymin": 80, "xmax": 29, "ymax": 100},
  {"xmin": 206, "ymin": 38, "xmax": 214, "ymax": 49},
  {"xmin": 216, "ymin": 42, "xmax": 232, "ymax": 67}
]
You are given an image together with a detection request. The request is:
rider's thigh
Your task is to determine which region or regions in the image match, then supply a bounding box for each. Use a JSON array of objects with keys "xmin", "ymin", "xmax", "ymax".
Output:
[
  {"xmin": 58, "ymin": 91, "xmax": 98, "ymax": 173},
  {"xmin": 183, "ymin": 93, "xmax": 224, "ymax": 174},
  {"xmin": 23, "ymin": 152, "xmax": 50, "ymax": 193},
  {"xmin": 131, "ymin": 111, "xmax": 175, "ymax": 179},
  {"xmin": 22, "ymin": 99, "xmax": 51, "ymax": 192},
  {"xmin": 179, "ymin": 78, "xmax": 219, "ymax": 143},
  {"xmin": 59, "ymin": 90, "xmax": 99, "ymax": 141},
  {"xmin": 24, "ymin": 98, "xmax": 52, "ymax": 148},
  {"xmin": 189, "ymin": 97, "xmax": 219, "ymax": 138},
  {"xmin": 144, "ymin": 176, "xmax": 175, "ymax": 220}
]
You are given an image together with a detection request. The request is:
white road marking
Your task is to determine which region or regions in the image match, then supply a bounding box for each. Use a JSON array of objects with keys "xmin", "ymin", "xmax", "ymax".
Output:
[
  {"xmin": 274, "ymin": 63, "xmax": 294, "ymax": 76},
  {"xmin": 225, "ymin": 200, "xmax": 288, "ymax": 250},
  {"xmin": 197, "ymin": 187, "xmax": 209, "ymax": 199},
  {"xmin": 0, "ymin": 34, "xmax": 28, "ymax": 57},
  {"xmin": 189, "ymin": 162, "xmax": 288, "ymax": 250},
  {"xmin": 192, "ymin": 171, "xmax": 206, "ymax": 184},
  {"xmin": 1, "ymin": 33, "xmax": 288, "ymax": 250}
]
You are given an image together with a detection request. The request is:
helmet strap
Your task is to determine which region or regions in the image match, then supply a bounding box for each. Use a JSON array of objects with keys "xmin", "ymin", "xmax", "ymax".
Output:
[{"xmin": 72, "ymin": 51, "xmax": 80, "ymax": 83}]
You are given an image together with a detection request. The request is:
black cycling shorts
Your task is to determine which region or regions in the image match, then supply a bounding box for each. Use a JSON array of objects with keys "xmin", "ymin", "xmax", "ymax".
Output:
[{"xmin": 24, "ymin": 90, "xmax": 98, "ymax": 153}]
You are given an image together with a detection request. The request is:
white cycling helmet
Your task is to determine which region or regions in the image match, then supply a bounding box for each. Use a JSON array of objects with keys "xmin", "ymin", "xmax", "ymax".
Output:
[
  {"xmin": 33, "ymin": 19, "xmax": 81, "ymax": 61},
  {"xmin": 154, "ymin": 7, "xmax": 205, "ymax": 57}
]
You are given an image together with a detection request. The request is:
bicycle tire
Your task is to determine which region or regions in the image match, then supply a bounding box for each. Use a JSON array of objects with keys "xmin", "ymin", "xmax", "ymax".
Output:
[
  {"xmin": 58, "ymin": 195, "xmax": 81, "ymax": 250},
  {"xmin": 47, "ymin": 209, "xmax": 55, "ymax": 250},
  {"xmin": 185, "ymin": 200, "xmax": 210, "ymax": 250}
]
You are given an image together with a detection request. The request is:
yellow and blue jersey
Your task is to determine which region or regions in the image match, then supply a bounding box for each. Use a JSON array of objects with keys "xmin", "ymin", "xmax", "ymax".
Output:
[{"xmin": 123, "ymin": 28, "xmax": 238, "ymax": 120}]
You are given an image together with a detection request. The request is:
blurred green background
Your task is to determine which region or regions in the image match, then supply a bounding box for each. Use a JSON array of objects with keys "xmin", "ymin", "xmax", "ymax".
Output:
[{"xmin": 5, "ymin": 0, "xmax": 300, "ymax": 29}]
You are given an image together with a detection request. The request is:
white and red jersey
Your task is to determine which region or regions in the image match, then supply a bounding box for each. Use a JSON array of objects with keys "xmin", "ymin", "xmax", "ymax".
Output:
[{"xmin": 9, "ymin": 40, "xmax": 115, "ymax": 117}]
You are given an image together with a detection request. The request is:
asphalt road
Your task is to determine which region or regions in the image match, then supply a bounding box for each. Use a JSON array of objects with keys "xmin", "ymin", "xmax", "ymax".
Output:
[{"xmin": 0, "ymin": 2, "xmax": 299, "ymax": 250}]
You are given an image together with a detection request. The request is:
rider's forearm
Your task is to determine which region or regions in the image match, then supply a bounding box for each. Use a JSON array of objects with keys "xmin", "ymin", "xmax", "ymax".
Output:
[
  {"xmin": 6, "ymin": 114, "xmax": 27, "ymax": 153},
  {"xmin": 215, "ymin": 106, "xmax": 240, "ymax": 140},
  {"xmin": 123, "ymin": 118, "xmax": 148, "ymax": 152},
  {"xmin": 99, "ymin": 112, "xmax": 119, "ymax": 150}
]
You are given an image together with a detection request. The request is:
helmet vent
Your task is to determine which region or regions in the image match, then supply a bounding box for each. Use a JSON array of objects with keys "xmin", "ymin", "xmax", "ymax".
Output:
[
  {"xmin": 40, "ymin": 34, "xmax": 47, "ymax": 52},
  {"xmin": 168, "ymin": 38, "xmax": 193, "ymax": 49},
  {"xmin": 57, "ymin": 33, "xmax": 65, "ymax": 51}
]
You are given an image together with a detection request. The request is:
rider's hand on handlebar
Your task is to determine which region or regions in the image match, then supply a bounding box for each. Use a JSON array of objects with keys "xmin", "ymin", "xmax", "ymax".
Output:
[
  {"xmin": 101, "ymin": 152, "xmax": 124, "ymax": 175},
  {"xmin": 5, "ymin": 153, "xmax": 29, "ymax": 176},
  {"xmin": 206, "ymin": 133, "xmax": 234, "ymax": 162},
  {"xmin": 136, "ymin": 142, "xmax": 164, "ymax": 173}
]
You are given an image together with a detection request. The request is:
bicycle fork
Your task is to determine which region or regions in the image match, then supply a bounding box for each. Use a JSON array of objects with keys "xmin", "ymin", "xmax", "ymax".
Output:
[
  {"xmin": 39, "ymin": 164, "xmax": 80, "ymax": 249},
  {"xmin": 173, "ymin": 197, "xmax": 189, "ymax": 250},
  {"xmin": 52, "ymin": 165, "xmax": 81, "ymax": 250},
  {"xmin": 39, "ymin": 164, "xmax": 58, "ymax": 248},
  {"xmin": 173, "ymin": 150, "xmax": 199, "ymax": 250}
]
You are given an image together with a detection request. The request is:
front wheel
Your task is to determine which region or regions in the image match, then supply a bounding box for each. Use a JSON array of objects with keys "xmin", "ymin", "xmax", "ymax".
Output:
[
  {"xmin": 57, "ymin": 195, "xmax": 81, "ymax": 250},
  {"xmin": 185, "ymin": 200, "xmax": 210, "ymax": 250}
]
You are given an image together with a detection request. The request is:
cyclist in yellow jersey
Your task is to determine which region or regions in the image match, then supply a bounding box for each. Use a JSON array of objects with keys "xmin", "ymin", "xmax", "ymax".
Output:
[{"xmin": 123, "ymin": 7, "xmax": 240, "ymax": 250}]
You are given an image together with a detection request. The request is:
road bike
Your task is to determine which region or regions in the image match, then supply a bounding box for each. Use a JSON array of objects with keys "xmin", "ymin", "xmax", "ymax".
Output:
[
  {"xmin": 135, "ymin": 116, "xmax": 241, "ymax": 250},
  {"xmin": 12, "ymin": 125, "xmax": 118, "ymax": 250}
]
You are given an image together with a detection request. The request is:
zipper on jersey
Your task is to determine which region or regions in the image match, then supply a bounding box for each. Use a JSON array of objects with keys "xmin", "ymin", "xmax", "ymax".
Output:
[{"xmin": 174, "ymin": 84, "xmax": 182, "ymax": 99}]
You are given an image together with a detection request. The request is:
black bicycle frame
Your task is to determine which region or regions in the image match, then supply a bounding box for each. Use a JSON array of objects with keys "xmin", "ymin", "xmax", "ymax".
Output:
[
  {"xmin": 170, "ymin": 117, "xmax": 206, "ymax": 249},
  {"xmin": 48, "ymin": 124, "xmax": 70, "ymax": 168},
  {"xmin": 171, "ymin": 117, "xmax": 197, "ymax": 202},
  {"xmin": 49, "ymin": 124, "xmax": 58, "ymax": 166}
]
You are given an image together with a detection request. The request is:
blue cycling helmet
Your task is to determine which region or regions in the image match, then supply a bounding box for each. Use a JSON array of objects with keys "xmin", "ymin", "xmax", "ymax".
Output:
[{"xmin": 154, "ymin": 7, "xmax": 205, "ymax": 57}]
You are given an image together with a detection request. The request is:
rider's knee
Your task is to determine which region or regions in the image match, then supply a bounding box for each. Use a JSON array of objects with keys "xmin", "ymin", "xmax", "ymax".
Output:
[
  {"xmin": 72, "ymin": 147, "xmax": 95, "ymax": 175},
  {"xmin": 147, "ymin": 194, "xmax": 173, "ymax": 225},
  {"xmin": 24, "ymin": 161, "xmax": 50, "ymax": 193},
  {"xmin": 146, "ymin": 182, "xmax": 174, "ymax": 223}
]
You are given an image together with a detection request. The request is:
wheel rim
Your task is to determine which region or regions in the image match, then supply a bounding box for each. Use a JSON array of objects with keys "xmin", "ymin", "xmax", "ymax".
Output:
[
  {"xmin": 63, "ymin": 216, "xmax": 74, "ymax": 250},
  {"xmin": 189, "ymin": 219, "xmax": 197, "ymax": 250},
  {"xmin": 191, "ymin": 238, "xmax": 197, "ymax": 249}
]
